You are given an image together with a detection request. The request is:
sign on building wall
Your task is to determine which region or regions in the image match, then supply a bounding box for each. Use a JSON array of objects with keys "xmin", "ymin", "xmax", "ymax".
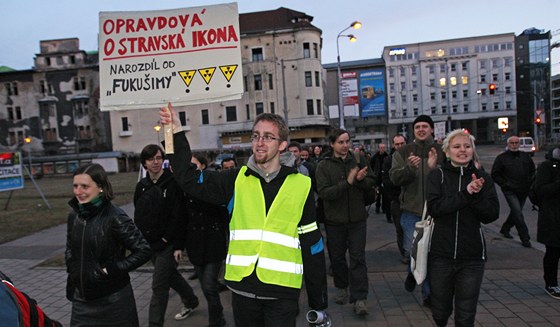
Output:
[
  {"xmin": 99, "ymin": 3, "xmax": 243, "ymax": 111},
  {"xmin": 341, "ymin": 72, "xmax": 359, "ymax": 106},
  {"xmin": 358, "ymin": 69, "xmax": 386, "ymax": 117},
  {"xmin": 0, "ymin": 152, "xmax": 24, "ymax": 192}
]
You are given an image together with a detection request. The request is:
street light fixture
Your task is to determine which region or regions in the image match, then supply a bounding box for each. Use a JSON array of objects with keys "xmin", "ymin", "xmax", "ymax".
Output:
[
  {"xmin": 154, "ymin": 123, "xmax": 161, "ymax": 143},
  {"xmin": 337, "ymin": 21, "xmax": 362, "ymax": 129}
]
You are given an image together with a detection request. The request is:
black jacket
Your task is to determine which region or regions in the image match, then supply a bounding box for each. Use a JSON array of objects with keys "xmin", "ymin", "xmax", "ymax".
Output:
[
  {"xmin": 316, "ymin": 152, "xmax": 375, "ymax": 225},
  {"xmin": 382, "ymin": 149, "xmax": 400, "ymax": 201},
  {"xmin": 168, "ymin": 132, "xmax": 328, "ymax": 311},
  {"xmin": 133, "ymin": 169, "xmax": 185, "ymax": 251},
  {"xmin": 427, "ymin": 161, "xmax": 499, "ymax": 260},
  {"xmin": 491, "ymin": 150, "xmax": 535, "ymax": 195},
  {"xmin": 536, "ymin": 157, "xmax": 560, "ymax": 246},
  {"xmin": 65, "ymin": 198, "xmax": 151, "ymax": 301}
]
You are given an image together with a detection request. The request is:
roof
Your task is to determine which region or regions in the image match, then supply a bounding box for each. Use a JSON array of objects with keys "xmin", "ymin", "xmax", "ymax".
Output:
[
  {"xmin": 0, "ymin": 66, "xmax": 16, "ymax": 72},
  {"xmin": 323, "ymin": 58, "xmax": 385, "ymax": 70},
  {"xmin": 239, "ymin": 7, "xmax": 320, "ymax": 34}
]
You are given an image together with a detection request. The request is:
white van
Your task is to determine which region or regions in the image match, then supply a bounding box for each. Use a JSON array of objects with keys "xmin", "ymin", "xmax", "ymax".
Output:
[{"xmin": 518, "ymin": 137, "xmax": 536, "ymax": 156}]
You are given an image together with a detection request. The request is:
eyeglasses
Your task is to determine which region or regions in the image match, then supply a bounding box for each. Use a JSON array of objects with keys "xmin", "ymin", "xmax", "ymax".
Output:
[
  {"xmin": 250, "ymin": 134, "xmax": 280, "ymax": 143},
  {"xmin": 146, "ymin": 156, "xmax": 163, "ymax": 162}
]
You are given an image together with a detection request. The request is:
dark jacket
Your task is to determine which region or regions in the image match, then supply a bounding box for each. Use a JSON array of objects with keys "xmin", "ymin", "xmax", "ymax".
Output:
[
  {"xmin": 133, "ymin": 169, "xmax": 185, "ymax": 251},
  {"xmin": 370, "ymin": 151, "xmax": 389, "ymax": 187},
  {"xmin": 315, "ymin": 151, "xmax": 376, "ymax": 225},
  {"xmin": 168, "ymin": 132, "xmax": 328, "ymax": 311},
  {"xmin": 427, "ymin": 161, "xmax": 499, "ymax": 260},
  {"xmin": 382, "ymin": 149, "xmax": 400, "ymax": 201},
  {"xmin": 491, "ymin": 150, "xmax": 535, "ymax": 195},
  {"xmin": 536, "ymin": 157, "xmax": 560, "ymax": 246},
  {"xmin": 65, "ymin": 198, "xmax": 151, "ymax": 301},
  {"xmin": 389, "ymin": 137, "xmax": 445, "ymax": 216}
]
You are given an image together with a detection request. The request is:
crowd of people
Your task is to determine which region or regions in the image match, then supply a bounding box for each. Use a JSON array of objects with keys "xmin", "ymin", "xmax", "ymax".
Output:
[{"xmin": 57, "ymin": 106, "xmax": 560, "ymax": 327}]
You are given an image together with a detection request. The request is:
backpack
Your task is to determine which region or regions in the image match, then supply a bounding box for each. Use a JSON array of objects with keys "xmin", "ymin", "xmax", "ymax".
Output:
[
  {"xmin": 353, "ymin": 152, "xmax": 376, "ymax": 206},
  {"xmin": 134, "ymin": 176, "xmax": 169, "ymax": 242},
  {"xmin": 0, "ymin": 271, "xmax": 62, "ymax": 327}
]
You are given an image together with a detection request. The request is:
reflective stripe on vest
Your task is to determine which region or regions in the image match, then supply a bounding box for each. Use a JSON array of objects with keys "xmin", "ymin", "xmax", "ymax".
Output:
[{"xmin": 225, "ymin": 166, "xmax": 311, "ymax": 289}]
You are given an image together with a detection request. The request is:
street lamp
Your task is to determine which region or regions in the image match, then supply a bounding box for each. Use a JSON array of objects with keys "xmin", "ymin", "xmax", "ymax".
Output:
[
  {"xmin": 153, "ymin": 123, "xmax": 161, "ymax": 143},
  {"xmin": 337, "ymin": 21, "xmax": 362, "ymax": 130}
]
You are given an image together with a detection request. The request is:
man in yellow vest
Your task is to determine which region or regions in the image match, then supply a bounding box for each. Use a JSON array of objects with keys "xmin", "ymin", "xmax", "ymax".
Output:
[{"xmin": 160, "ymin": 104, "xmax": 329, "ymax": 327}]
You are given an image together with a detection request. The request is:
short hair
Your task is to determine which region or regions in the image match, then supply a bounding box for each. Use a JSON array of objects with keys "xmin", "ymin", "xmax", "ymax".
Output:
[
  {"xmin": 288, "ymin": 141, "xmax": 302, "ymax": 151},
  {"xmin": 194, "ymin": 154, "xmax": 208, "ymax": 169},
  {"xmin": 327, "ymin": 128, "xmax": 349, "ymax": 144},
  {"xmin": 73, "ymin": 163, "xmax": 114, "ymax": 201},
  {"xmin": 253, "ymin": 113, "xmax": 289, "ymax": 141},
  {"xmin": 221, "ymin": 157, "xmax": 237, "ymax": 168},
  {"xmin": 140, "ymin": 144, "xmax": 164, "ymax": 167},
  {"xmin": 442, "ymin": 129, "xmax": 476, "ymax": 154}
]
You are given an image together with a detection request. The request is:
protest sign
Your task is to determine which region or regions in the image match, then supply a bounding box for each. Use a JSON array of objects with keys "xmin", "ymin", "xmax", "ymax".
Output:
[
  {"xmin": 99, "ymin": 2, "xmax": 243, "ymax": 111},
  {"xmin": 0, "ymin": 152, "xmax": 24, "ymax": 192}
]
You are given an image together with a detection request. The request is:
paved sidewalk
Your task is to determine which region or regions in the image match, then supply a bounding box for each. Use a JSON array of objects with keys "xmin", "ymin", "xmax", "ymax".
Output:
[{"xmin": 1, "ymin": 203, "xmax": 559, "ymax": 326}]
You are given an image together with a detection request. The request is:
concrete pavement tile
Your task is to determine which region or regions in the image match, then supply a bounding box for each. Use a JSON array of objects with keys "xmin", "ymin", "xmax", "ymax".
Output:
[
  {"xmin": 475, "ymin": 312, "xmax": 502, "ymax": 324},
  {"xmin": 516, "ymin": 311, "xmax": 549, "ymax": 323},
  {"xmin": 494, "ymin": 317, "xmax": 530, "ymax": 326},
  {"xmin": 490, "ymin": 307, "xmax": 517, "ymax": 318}
]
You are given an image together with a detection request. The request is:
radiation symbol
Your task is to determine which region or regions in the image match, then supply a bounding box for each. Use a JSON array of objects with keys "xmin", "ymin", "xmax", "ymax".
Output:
[
  {"xmin": 219, "ymin": 65, "xmax": 238, "ymax": 82},
  {"xmin": 198, "ymin": 67, "xmax": 216, "ymax": 85},
  {"xmin": 178, "ymin": 70, "xmax": 196, "ymax": 87}
]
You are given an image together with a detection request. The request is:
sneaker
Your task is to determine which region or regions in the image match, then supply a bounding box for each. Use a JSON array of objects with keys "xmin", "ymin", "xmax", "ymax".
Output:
[
  {"xmin": 545, "ymin": 286, "xmax": 560, "ymax": 299},
  {"xmin": 174, "ymin": 305, "xmax": 196, "ymax": 321},
  {"xmin": 404, "ymin": 272, "xmax": 416, "ymax": 292},
  {"xmin": 521, "ymin": 240, "xmax": 532, "ymax": 248},
  {"xmin": 353, "ymin": 299, "xmax": 368, "ymax": 315},
  {"xmin": 335, "ymin": 288, "xmax": 348, "ymax": 305}
]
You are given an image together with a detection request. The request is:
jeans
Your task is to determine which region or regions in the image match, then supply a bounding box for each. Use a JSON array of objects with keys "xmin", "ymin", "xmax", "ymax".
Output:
[
  {"xmin": 324, "ymin": 220, "xmax": 368, "ymax": 302},
  {"xmin": 501, "ymin": 192, "xmax": 530, "ymax": 241},
  {"xmin": 429, "ymin": 255, "xmax": 485, "ymax": 327},
  {"xmin": 149, "ymin": 244, "xmax": 198, "ymax": 327},
  {"xmin": 195, "ymin": 262, "xmax": 225, "ymax": 326},
  {"xmin": 543, "ymin": 246, "xmax": 560, "ymax": 287},
  {"xmin": 401, "ymin": 210, "xmax": 431, "ymax": 299},
  {"xmin": 231, "ymin": 292, "xmax": 299, "ymax": 327}
]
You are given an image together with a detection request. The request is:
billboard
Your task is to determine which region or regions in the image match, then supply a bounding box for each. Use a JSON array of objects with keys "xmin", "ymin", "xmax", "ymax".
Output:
[
  {"xmin": 99, "ymin": 3, "xmax": 243, "ymax": 111},
  {"xmin": 358, "ymin": 69, "xmax": 386, "ymax": 117},
  {"xmin": 0, "ymin": 152, "xmax": 24, "ymax": 192}
]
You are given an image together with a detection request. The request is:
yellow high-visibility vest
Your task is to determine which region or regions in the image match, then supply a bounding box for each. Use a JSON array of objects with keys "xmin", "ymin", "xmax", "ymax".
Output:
[{"xmin": 225, "ymin": 166, "xmax": 312, "ymax": 289}]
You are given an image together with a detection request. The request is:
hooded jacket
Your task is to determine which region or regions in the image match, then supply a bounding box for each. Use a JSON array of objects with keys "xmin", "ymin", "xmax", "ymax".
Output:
[{"xmin": 427, "ymin": 160, "xmax": 499, "ymax": 260}]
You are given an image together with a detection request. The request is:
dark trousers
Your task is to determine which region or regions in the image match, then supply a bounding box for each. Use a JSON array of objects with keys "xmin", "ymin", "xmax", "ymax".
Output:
[
  {"xmin": 324, "ymin": 220, "xmax": 368, "ymax": 302},
  {"xmin": 501, "ymin": 192, "xmax": 530, "ymax": 241},
  {"xmin": 231, "ymin": 292, "xmax": 298, "ymax": 327},
  {"xmin": 390, "ymin": 200, "xmax": 404, "ymax": 256},
  {"xmin": 429, "ymin": 255, "xmax": 485, "ymax": 327},
  {"xmin": 543, "ymin": 246, "xmax": 560, "ymax": 287},
  {"xmin": 195, "ymin": 262, "xmax": 225, "ymax": 326},
  {"xmin": 149, "ymin": 245, "xmax": 198, "ymax": 327}
]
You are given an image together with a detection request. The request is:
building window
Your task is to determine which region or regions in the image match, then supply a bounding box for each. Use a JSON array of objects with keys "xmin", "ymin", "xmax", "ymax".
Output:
[
  {"xmin": 442, "ymin": 106, "xmax": 447, "ymax": 114},
  {"xmin": 268, "ymin": 74, "xmax": 274, "ymax": 90},
  {"xmin": 70, "ymin": 55, "xmax": 76, "ymax": 64},
  {"xmin": 412, "ymin": 80, "xmax": 417, "ymax": 89},
  {"xmin": 452, "ymin": 91, "xmax": 457, "ymax": 99},
  {"xmin": 462, "ymin": 76, "xmax": 469, "ymax": 84},
  {"xmin": 479, "ymin": 60, "xmax": 486, "ymax": 70},
  {"xmin": 430, "ymin": 92, "xmax": 435, "ymax": 100},
  {"xmin": 463, "ymin": 90, "xmax": 468, "ymax": 98},
  {"xmin": 482, "ymin": 103, "xmax": 487, "ymax": 111},
  {"xmin": 390, "ymin": 96, "xmax": 395, "ymax": 104},
  {"xmin": 505, "ymin": 72, "xmax": 511, "ymax": 81},
  {"xmin": 243, "ymin": 76, "xmax": 248, "ymax": 92},
  {"xmin": 246, "ymin": 104, "xmax": 250, "ymax": 120},
  {"xmin": 400, "ymin": 82, "xmax": 406, "ymax": 90},
  {"xmin": 40, "ymin": 80, "xmax": 54, "ymax": 94},
  {"xmin": 254, "ymin": 74, "xmax": 262, "ymax": 90},
  {"xmin": 251, "ymin": 48, "xmax": 264, "ymax": 62},
  {"xmin": 39, "ymin": 102, "xmax": 56, "ymax": 120},
  {"xmin": 450, "ymin": 63, "xmax": 457, "ymax": 72},
  {"xmin": 303, "ymin": 43, "xmax": 310, "ymax": 58},
  {"xmin": 74, "ymin": 76, "xmax": 86, "ymax": 90},
  {"xmin": 440, "ymin": 64, "xmax": 446, "ymax": 73},
  {"xmin": 400, "ymin": 67, "xmax": 405, "ymax": 76},
  {"xmin": 492, "ymin": 73, "xmax": 498, "ymax": 82},
  {"xmin": 493, "ymin": 102, "xmax": 499, "ymax": 110},
  {"xmin": 179, "ymin": 111, "xmax": 187, "ymax": 126},
  {"xmin": 441, "ymin": 92, "xmax": 446, "ymax": 99},
  {"xmin": 412, "ymin": 94, "xmax": 418, "ymax": 102},
  {"xmin": 401, "ymin": 94, "xmax": 406, "ymax": 103},
  {"xmin": 389, "ymin": 83, "xmax": 395, "ymax": 92},
  {"xmin": 411, "ymin": 66, "xmax": 417, "ymax": 75},
  {"xmin": 316, "ymin": 99, "xmax": 322, "ymax": 115},
  {"xmin": 413, "ymin": 108, "xmax": 418, "ymax": 116},
  {"xmin": 505, "ymin": 86, "xmax": 511, "ymax": 94},
  {"xmin": 462, "ymin": 62, "xmax": 468, "ymax": 70},
  {"xmin": 270, "ymin": 102, "xmax": 275, "ymax": 114},
  {"xmin": 428, "ymin": 65, "xmax": 435, "ymax": 74},
  {"xmin": 45, "ymin": 57, "xmax": 51, "ymax": 66},
  {"xmin": 256, "ymin": 102, "xmax": 264, "ymax": 115},
  {"xmin": 201, "ymin": 109, "xmax": 209, "ymax": 125},
  {"xmin": 315, "ymin": 71, "xmax": 320, "ymax": 87},
  {"xmin": 226, "ymin": 106, "xmax": 237, "ymax": 122},
  {"xmin": 439, "ymin": 78, "xmax": 446, "ymax": 87},
  {"xmin": 506, "ymin": 101, "xmax": 512, "ymax": 110},
  {"xmin": 306, "ymin": 99, "xmax": 314, "ymax": 115},
  {"xmin": 305, "ymin": 71, "xmax": 312, "ymax": 87},
  {"xmin": 7, "ymin": 107, "xmax": 22, "ymax": 121},
  {"xmin": 480, "ymin": 74, "xmax": 486, "ymax": 83},
  {"xmin": 453, "ymin": 105, "xmax": 458, "ymax": 113},
  {"xmin": 431, "ymin": 107, "xmax": 436, "ymax": 114},
  {"xmin": 313, "ymin": 43, "xmax": 319, "ymax": 58},
  {"xmin": 388, "ymin": 68, "xmax": 394, "ymax": 77},
  {"xmin": 43, "ymin": 128, "xmax": 57, "ymax": 142},
  {"xmin": 5, "ymin": 82, "xmax": 18, "ymax": 96},
  {"xmin": 464, "ymin": 104, "xmax": 469, "ymax": 112},
  {"xmin": 77, "ymin": 125, "xmax": 92, "ymax": 139},
  {"xmin": 121, "ymin": 117, "xmax": 129, "ymax": 131},
  {"xmin": 450, "ymin": 77, "xmax": 457, "ymax": 86},
  {"xmin": 73, "ymin": 100, "xmax": 88, "ymax": 116}
]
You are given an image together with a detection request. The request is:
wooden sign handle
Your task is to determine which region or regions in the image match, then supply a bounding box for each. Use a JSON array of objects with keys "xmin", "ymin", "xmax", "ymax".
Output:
[{"xmin": 163, "ymin": 105, "xmax": 174, "ymax": 154}]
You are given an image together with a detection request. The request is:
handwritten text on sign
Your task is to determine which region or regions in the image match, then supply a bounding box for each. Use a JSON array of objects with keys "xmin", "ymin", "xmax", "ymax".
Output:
[{"xmin": 99, "ymin": 3, "xmax": 243, "ymax": 111}]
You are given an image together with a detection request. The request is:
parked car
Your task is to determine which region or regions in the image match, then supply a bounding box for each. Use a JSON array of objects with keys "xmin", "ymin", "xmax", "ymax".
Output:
[{"xmin": 518, "ymin": 137, "xmax": 536, "ymax": 156}]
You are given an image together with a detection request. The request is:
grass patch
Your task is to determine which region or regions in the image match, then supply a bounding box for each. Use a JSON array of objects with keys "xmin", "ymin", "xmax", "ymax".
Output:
[{"xmin": 0, "ymin": 172, "xmax": 139, "ymax": 245}]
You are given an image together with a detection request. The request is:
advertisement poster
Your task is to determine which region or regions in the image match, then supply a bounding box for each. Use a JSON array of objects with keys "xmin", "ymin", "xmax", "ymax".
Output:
[
  {"xmin": 358, "ymin": 69, "xmax": 386, "ymax": 117},
  {"xmin": 341, "ymin": 72, "xmax": 358, "ymax": 105},
  {"xmin": 99, "ymin": 3, "xmax": 243, "ymax": 111},
  {"xmin": 0, "ymin": 152, "xmax": 24, "ymax": 192}
]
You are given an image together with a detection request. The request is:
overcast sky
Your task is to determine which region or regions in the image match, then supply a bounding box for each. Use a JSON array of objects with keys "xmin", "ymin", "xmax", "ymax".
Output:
[{"xmin": 1, "ymin": 0, "xmax": 559, "ymax": 74}]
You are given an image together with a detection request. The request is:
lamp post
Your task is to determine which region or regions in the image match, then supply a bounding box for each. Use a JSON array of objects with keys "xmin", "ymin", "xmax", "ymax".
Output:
[
  {"xmin": 153, "ymin": 123, "xmax": 161, "ymax": 143},
  {"xmin": 337, "ymin": 21, "xmax": 362, "ymax": 130}
]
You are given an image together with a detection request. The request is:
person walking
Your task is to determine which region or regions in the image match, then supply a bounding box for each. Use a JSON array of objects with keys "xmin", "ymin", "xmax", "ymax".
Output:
[
  {"xmin": 535, "ymin": 147, "xmax": 560, "ymax": 299},
  {"xmin": 315, "ymin": 128, "xmax": 376, "ymax": 316},
  {"xmin": 160, "ymin": 104, "xmax": 329, "ymax": 327},
  {"xmin": 426, "ymin": 129, "xmax": 499, "ymax": 326},
  {"xmin": 133, "ymin": 144, "xmax": 199, "ymax": 326},
  {"xmin": 382, "ymin": 134, "xmax": 407, "ymax": 263},
  {"xmin": 389, "ymin": 115, "xmax": 445, "ymax": 307},
  {"xmin": 491, "ymin": 136, "xmax": 536, "ymax": 248},
  {"xmin": 66, "ymin": 163, "xmax": 151, "ymax": 327},
  {"xmin": 370, "ymin": 143, "xmax": 389, "ymax": 218}
]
